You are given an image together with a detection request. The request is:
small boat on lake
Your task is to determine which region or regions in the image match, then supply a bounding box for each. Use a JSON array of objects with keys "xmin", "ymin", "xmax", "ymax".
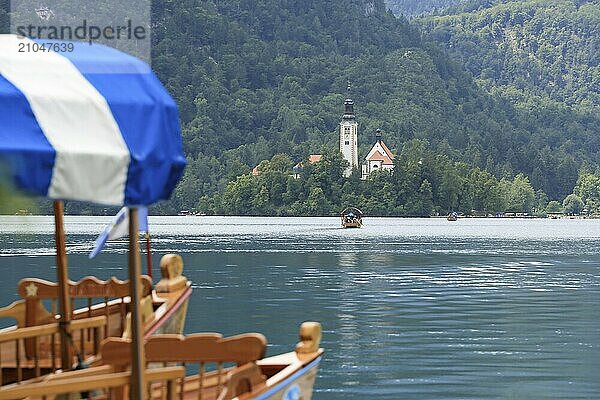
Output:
[
  {"xmin": 447, "ymin": 212, "xmax": 458, "ymax": 221},
  {"xmin": 341, "ymin": 207, "xmax": 363, "ymax": 228},
  {"xmin": 0, "ymin": 34, "xmax": 322, "ymax": 400}
]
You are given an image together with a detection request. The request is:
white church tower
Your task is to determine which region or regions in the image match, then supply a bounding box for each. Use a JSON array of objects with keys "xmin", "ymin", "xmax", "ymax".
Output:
[{"xmin": 340, "ymin": 90, "xmax": 359, "ymax": 177}]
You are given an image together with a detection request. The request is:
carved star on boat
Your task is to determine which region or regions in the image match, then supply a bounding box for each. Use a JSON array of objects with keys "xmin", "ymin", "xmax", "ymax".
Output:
[{"xmin": 25, "ymin": 282, "xmax": 38, "ymax": 297}]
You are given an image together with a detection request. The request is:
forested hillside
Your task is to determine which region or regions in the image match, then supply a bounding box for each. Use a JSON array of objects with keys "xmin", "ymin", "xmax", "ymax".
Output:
[
  {"xmin": 421, "ymin": 0, "xmax": 599, "ymax": 108},
  {"xmin": 385, "ymin": 0, "xmax": 465, "ymax": 16},
  {"xmin": 148, "ymin": 0, "xmax": 597, "ymax": 215}
]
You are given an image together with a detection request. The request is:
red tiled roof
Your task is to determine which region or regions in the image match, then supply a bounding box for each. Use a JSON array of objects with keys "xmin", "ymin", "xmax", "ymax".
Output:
[
  {"xmin": 309, "ymin": 154, "xmax": 323, "ymax": 164},
  {"xmin": 368, "ymin": 150, "xmax": 393, "ymax": 165},
  {"xmin": 252, "ymin": 166, "xmax": 260, "ymax": 176},
  {"xmin": 379, "ymin": 141, "xmax": 395, "ymax": 160}
]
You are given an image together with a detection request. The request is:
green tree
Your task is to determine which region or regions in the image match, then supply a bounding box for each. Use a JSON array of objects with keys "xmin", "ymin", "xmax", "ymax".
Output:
[
  {"xmin": 252, "ymin": 186, "xmax": 272, "ymax": 215},
  {"xmin": 501, "ymin": 174, "xmax": 536, "ymax": 213},
  {"xmin": 533, "ymin": 189, "xmax": 549, "ymax": 215},
  {"xmin": 221, "ymin": 174, "xmax": 257, "ymax": 215},
  {"xmin": 0, "ymin": 183, "xmax": 34, "ymax": 214},
  {"xmin": 306, "ymin": 187, "xmax": 330, "ymax": 215},
  {"xmin": 563, "ymin": 194, "xmax": 584, "ymax": 215},
  {"xmin": 573, "ymin": 171, "xmax": 600, "ymax": 214},
  {"xmin": 546, "ymin": 200, "xmax": 562, "ymax": 213},
  {"xmin": 416, "ymin": 179, "xmax": 434, "ymax": 216},
  {"xmin": 469, "ymin": 168, "xmax": 502, "ymax": 213}
]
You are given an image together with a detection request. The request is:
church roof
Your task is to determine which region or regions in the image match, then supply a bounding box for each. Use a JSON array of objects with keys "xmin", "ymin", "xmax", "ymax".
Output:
[
  {"xmin": 368, "ymin": 150, "xmax": 393, "ymax": 165},
  {"xmin": 365, "ymin": 140, "xmax": 394, "ymax": 165},
  {"xmin": 379, "ymin": 141, "xmax": 395, "ymax": 161},
  {"xmin": 292, "ymin": 155, "xmax": 322, "ymax": 173}
]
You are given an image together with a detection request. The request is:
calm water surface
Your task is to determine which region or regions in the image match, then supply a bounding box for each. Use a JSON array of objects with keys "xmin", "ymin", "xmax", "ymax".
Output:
[{"xmin": 1, "ymin": 216, "xmax": 599, "ymax": 399}]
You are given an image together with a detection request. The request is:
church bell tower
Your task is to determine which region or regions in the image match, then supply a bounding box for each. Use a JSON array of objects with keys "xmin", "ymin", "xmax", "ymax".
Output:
[{"xmin": 340, "ymin": 86, "xmax": 358, "ymax": 177}]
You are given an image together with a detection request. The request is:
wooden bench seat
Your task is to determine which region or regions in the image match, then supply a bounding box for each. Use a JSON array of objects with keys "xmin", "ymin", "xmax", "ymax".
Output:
[
  {"xmin": 0, "ymin": 316, "xmax": 107, "ymax": 384},
  {"xmin": 100, "ymin": 333, "xmax": 268, "ymax": 400}
]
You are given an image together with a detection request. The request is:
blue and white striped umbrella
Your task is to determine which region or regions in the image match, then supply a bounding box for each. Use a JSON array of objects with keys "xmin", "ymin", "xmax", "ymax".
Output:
[{"xmin": 0, "ymin": 34, "xmax": 186, "ymax": 206}]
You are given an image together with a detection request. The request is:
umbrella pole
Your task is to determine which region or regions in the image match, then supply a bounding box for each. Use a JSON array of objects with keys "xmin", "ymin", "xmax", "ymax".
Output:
[
  {"xmin": 145, "ymin": 232, "xmax": 153, "ymax": 279},
  {"xmin": 53, "ymin": 200, "xmax": 73, "ymax": 370},
  {"xmin": 128, "ymin": 207, "xmax": 146, "ymax": 399}
]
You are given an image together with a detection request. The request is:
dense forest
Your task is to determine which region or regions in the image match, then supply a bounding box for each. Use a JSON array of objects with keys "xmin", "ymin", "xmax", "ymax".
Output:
[
  {"xmin": 0, "ymin": 1, "xmax": 7, "ymax": 33},
  {"xmin": 416, "ymin": 0, "xmax": 600, "ymax": 209},
  {"xmin": 421, "ymin": 0, "xmax": 599, "ymax": 108},
  {"xmin": 0, "ymin": 0, "xmax": 598, "ymax": 216},
  {"xmin": 385, "ymin": 0, "xmax": 466, "ymax": 16},
  {"xmin": 151, "ymin": 0, "xmax": 597, "ymax": 216}
]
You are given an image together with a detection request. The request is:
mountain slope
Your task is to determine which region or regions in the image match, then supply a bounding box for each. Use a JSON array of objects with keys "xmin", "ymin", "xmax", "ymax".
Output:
[
  {"xmin": 420, "ymin": 0, "xmax": 599, "ymax": 109},
  {"xmin": 414, "ymin": 0, "xmax": 600, "ymax": 199},
  {"xmin": 0, "ymin": 1, "xmax": 8, "ymax": 33},
  {"xmin": 149, "ymin": 0, "xmax": 598, "ymax": 212}
]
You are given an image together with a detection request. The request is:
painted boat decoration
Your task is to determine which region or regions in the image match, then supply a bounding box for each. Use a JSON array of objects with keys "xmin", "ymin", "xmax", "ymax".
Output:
[
  {"xmin": 341, "ymin": 207, "xmax": 363, "ymax": 228},
  {"xmin": 0, "ymin": 34, "xmax": 323, "ymax": 399}
]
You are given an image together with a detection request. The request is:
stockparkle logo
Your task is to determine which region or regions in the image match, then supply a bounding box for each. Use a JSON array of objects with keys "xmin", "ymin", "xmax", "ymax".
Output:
[{"xmin": 16, "ymin": 18, "xmax": 147, "ymax": 45}]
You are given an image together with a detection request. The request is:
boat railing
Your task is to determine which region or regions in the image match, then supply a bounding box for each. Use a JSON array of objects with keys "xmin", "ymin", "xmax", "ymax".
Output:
[
  {"xmin": 0, "ymin": 365, "xmax": 185, "ymax": 400},
  {"xmin": 0, "ymin": 316, "xmax": 107, "ymax": 384},
  {"xmin": 100, "ymin": 332, "xmax": 268, "ymax": 400},
  {"xmin": 0, "ymin": 276, "xmax": 153, "ymax": 344}
]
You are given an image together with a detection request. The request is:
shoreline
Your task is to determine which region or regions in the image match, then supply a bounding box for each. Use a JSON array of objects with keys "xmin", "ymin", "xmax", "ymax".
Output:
[{"xmin": 2, "ymin": 214, "xmax": 599, "ymax": 220}]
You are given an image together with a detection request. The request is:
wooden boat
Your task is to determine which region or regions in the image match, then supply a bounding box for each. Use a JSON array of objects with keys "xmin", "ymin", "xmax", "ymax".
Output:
[
  {"xmin": 97, "ymin": 321, "xmax": 323, "ymax": 400},
  {"xmin": 341, "ymin": 207, "xmax": 363, "ymax": 228},
  {"xmin": 0, "ymin": 321, "xmax": 322, "ymax": 400},
  {"xmin": 0, "ymin": 255, "xmax": 323, "ymax": 400},
  {"xmin": 0, "ymin": 34, "xmax": 323, "ymax": 399},
  {"xmin": 0, "ymin": 253, "xmax": 192, "ymax": 385}
]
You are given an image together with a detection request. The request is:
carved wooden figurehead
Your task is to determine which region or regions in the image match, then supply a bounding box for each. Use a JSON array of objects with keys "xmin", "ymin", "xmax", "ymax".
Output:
[
  {"xmin": 156, "ymin": 254, "xmax": 188, "ymax": 293},
  {"xmin": 295, "ymin": 321, "xmax": 322, "ymax": 354}
]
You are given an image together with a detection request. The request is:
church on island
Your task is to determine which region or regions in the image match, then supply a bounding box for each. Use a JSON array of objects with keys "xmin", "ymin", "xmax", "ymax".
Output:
[
  {"xmin": 254, "ymin": 93, "xmax": 395, "ymax": 180},
  {"xmin": 339, "ymin": 94, "xmax": 395, "ymax": 179}
]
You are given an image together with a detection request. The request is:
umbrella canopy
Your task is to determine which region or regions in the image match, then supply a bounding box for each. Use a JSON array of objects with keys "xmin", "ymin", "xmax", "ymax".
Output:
[{"xmin": 0, "ymin": 34, "xmax": 186, "ymax": 206}]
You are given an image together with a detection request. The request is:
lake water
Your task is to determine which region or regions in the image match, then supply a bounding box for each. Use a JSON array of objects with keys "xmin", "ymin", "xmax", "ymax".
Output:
[{"xmin": 1, "ymin": 216, "xmax": 599, "ymax": 399}]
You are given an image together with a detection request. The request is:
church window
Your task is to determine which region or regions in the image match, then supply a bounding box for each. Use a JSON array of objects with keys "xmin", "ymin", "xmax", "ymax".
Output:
[
  {"xmin": 344, "ymin": 127, "xmax": 350, "ymax": 134},
  {"xmin": 345, "ymin": 141, "xmax": 349, "ymax": 145}
]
